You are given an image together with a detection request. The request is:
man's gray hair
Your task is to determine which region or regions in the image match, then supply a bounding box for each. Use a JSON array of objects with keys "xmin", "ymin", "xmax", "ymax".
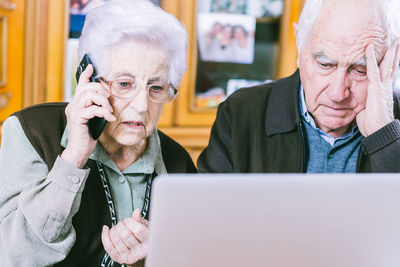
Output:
[
  {"xmin": 296, "ymin": 0, "xmax": 400, "ymax": 52},
  {"xmin": 78, "ymin": 0, "xmax": 188, "ymax": 88}
]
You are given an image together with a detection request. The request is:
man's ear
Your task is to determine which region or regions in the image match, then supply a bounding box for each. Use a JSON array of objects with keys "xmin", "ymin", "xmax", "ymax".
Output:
[{"xmin": 293, "ymin": 22, "xmax": 300, "ymax": 67}]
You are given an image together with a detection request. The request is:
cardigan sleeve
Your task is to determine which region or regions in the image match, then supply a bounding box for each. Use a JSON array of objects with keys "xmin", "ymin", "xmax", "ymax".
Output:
[
  {"xmin": 0, "ymin": 116, "xmax": 90, "ymax": 267},
  {"xmin": 360, "ymin": 119, "xmax": 400, "ymax": 172}
]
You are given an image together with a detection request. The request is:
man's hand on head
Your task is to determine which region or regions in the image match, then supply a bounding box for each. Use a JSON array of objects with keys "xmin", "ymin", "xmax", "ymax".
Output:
[{"xmin": 356, "ymin": 41, "xmax": 400, "ymax": 136}]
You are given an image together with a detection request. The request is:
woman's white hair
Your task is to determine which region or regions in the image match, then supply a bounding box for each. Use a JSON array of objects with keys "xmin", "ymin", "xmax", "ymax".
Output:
[
  {"xmin": 296, "ymin": 0, "xmax": 400, "ymax": 53},
  {"xmin": 78, "ymin": 0, "xmax": 188, "ymax": 87}
]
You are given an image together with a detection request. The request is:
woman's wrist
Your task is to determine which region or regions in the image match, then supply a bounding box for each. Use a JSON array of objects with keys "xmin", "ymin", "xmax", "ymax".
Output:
[{"xmin": 60, "ymin": 148, "xmax": 89, "ymax": 169}]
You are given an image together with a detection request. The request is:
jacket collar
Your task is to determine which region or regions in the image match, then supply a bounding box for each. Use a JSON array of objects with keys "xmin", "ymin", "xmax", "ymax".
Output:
[{"xmin": 265, "ymin": 69, "xmax": 302, "ymax": 136}]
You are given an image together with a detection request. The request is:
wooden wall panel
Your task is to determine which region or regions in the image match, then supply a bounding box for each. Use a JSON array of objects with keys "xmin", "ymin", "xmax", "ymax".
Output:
[{"xmin": 0, "ymin": 0, "xmax": 24, "ymax": 123}]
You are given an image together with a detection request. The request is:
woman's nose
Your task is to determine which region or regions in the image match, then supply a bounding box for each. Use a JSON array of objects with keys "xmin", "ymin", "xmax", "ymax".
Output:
[{"xmin": 129, "ymin": 86, "xmax": 149, "ymax": 113}]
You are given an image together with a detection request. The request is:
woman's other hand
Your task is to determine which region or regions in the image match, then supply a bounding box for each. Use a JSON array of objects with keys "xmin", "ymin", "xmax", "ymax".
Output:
[{"xmin": 101, "ymin": 208, "xmax": 149, "ymax": 265}]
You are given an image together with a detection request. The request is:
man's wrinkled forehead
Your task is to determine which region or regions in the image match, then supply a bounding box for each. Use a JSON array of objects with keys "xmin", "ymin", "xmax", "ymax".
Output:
[
  {"xmin": 309, "ymin": 0, "xmax": 388, "ymax": 59},
  {"xmin": 316, "ymin": 0, "xmax": 385, "ymax": 34},
  {"xmin": 318, "ymin": 0, "xmax": 384, "ymax": 19}
]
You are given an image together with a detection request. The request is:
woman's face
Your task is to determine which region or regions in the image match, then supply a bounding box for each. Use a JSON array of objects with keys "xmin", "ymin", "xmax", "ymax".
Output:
[
  {"xmin": 234, "ymin": 27, "xmax": 246, "ymax": 40},
  {"xmin": 222, "ymin": 25, "xmax": 233, "ymax": 39},
  {"xmin": 211, "ymin": 23, "xmax": 222, "ymax": 36},
  {"xmin": 101, "ymin": 40, "xmax": 170, "ymax": 147}
]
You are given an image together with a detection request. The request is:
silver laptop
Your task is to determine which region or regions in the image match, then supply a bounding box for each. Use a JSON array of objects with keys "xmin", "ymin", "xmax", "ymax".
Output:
[{"xmin": 146, "ymin": 174, "xmax": 400, "ymax": 267}]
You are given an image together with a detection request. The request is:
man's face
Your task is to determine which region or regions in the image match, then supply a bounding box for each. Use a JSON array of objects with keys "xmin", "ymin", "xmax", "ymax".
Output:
[{"xmin": 297, "ymin": 0, "xmax": 387, "ymax": 138}]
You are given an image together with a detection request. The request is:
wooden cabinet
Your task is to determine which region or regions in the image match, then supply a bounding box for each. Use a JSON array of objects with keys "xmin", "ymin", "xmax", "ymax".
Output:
[
  {"xmin": 0, "ymin": 0, "xmax": 304, "ymax": 164},
  {"xmin": 0, "ymin": 0, "xmax": 67, "ymax": 136},
  {"xmin": 0, "ymin": 0, "xmax": 25, "ymax": 126},
  {"xmin": 159, "ymin": 0, "xmax": 303, "ymax": 163}
]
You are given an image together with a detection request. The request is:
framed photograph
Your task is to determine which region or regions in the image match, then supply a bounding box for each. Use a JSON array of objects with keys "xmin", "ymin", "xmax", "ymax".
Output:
[
  {"xmin": 247, "ymin": 0, "xmax": 283, "ymax": 18},
  {"xmin": 70, "ymin": 0, "xmax": 108, "ymax": 15},
  {"xmin": 69, "ymin": 0, "xmax": 109, "ymax": 38},
  {"xmin": 0, "ymin": 15, "xmax": 7, "ymax": 87},
  {"xmin": 149, "ymin": 0, "xmax": 161, "ymax": 6},
  {"xmin": 197, "ymin": 12, "xmax": 256, "ymax": 64},
  {"xmin": 226, "ymin": 78, "xmax": 271, "ymax": 96},
  {"xmin": 210, "ymin": 0, "xmax": 247, "ymax": 14},
  {"xmin": 194, "ymin": 87, "xmax": 226, "ymax": 109}
]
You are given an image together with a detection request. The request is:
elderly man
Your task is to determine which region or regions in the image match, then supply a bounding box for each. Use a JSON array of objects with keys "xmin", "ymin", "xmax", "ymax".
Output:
[{"xmin": 198, "ymin": 0, "xmax": 400, "ymax": 173}]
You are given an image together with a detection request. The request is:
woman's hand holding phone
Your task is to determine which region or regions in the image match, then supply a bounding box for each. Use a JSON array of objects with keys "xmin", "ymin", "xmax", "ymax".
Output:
[{"xmin": 61, "ymin": 64, "xmax": 116, "ymax": 168}]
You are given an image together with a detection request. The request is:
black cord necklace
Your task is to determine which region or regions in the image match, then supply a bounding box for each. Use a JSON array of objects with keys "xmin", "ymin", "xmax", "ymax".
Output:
[{"xmin": 96, "ymin": 161, "xmax": 156, "ymax": 267}]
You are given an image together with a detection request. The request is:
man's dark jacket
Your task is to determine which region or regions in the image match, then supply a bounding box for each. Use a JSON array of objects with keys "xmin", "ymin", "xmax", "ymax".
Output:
[
  {"xmin": 13, "ymin": 103, "xmax": 197, "ymax": 267},
  {"xmin": 198, "ymin": 70, "xmax": 400, "ymax": 173}
]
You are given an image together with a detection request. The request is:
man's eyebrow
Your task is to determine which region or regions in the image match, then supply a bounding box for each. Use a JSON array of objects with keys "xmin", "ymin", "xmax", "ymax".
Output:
[
  {"xmin": 148, "ymin": 77, "xmax": 161, "ymax": 83},
  {"xmin": 313, "ymin": 51, "xmax": 337, "ymax": 64},
  {"xmin": 352, "ymin": 57, "xmax": 367, "ymax": 67}
]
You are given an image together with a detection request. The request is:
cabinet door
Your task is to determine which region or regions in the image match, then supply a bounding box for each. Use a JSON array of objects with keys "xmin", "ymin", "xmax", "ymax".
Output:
[
  {"xmin": 0, "ymin": 0, "xmax": 24, "ymax": 124},
  {"xmin": 0, "ymin": 0, "xmax": 67, "ymax": 138},
  {"xmin": 172, "ymin": 0, "xmax": 303, "ymax": 127}
]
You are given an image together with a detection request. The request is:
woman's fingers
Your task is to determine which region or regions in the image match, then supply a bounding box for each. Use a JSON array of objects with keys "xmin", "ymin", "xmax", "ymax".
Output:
[
  {"xmin": 101, "ymin": 226, "xmax": 121, "ymax": 261},
  {"xmin": 77, "ymin": 91, "xmax": 113, "ymax": 113},
  {"xmin": 109, "ymin": 227, "xmax": 131, "ymax": 258},
  {"xmin": 78, "ymin": 64, "xmax": 94, "ymax": 84},
  {"xmin": 115, "ymin": 222, "xmax": 140, "ymax": 250},
  {"xmin": 68, "ymin": 81, "xmax": 115, "ymax": 124},
  {"xmin": 79, "ymin": 105, "xmax": 116, "ymax": 122},
  {"xmin": 124, "ymin": 211, "xmax": 149, "ymax": 242},
  {"xmin": 131, "ymin": 208, "xmax": 150, "ymax": 227},
  {"xmin": 102, "ymin": 220, "xmax": 148, "ymax": 265},
  {"xmin": 74, "ymin": 82, "xmax": 110, "ymax": 100}
]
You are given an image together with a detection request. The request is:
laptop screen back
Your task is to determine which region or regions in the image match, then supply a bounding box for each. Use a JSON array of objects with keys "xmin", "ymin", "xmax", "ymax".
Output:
[{"xmin": 146, "ymin": 174, "xmax": 400, "ymax": 267}]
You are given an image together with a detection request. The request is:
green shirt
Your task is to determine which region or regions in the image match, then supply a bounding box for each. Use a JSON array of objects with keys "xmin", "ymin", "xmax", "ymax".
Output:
[{"xmin": 60, "ymin": 126, "xmax": 167, "ymax": 221}]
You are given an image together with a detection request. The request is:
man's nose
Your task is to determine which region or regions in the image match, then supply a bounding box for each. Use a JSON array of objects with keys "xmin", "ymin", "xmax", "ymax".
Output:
[
  {"xmin": 326, "ymin": 71, "xmax": 351, "ymax": 102},
  {"xmin": 129, "ymin": 85, "xmax": 149, "ymax": 113}
]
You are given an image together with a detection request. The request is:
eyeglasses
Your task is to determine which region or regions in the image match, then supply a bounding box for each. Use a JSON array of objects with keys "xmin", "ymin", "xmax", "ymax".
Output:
[{"xmin": 99, "ymin": 77, "xmax": 178, "ymax": 103}]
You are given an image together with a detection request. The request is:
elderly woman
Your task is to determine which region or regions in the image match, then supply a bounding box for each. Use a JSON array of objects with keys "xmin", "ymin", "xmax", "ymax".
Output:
[{"xmin": 0, "ymin": 0, "xmax": 195, "ymax": 266}]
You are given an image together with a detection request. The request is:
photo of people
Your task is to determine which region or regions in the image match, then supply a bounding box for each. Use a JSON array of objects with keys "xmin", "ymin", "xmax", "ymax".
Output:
[
  {"xmin": 247, "ymin": 0, "xmax": 283, "ymax": 18},
  {"xmin": 210, "ymin": 0, "xmax": 247, "ymax": 14},
  {"xmin": 226, "ymin": 78, "xmax": 271, "ymax": 97},
  {"xmin": 70, "ymin": 0, "xmax": 108, "ymax": 15},
  {"xmin": 70, "ymin": 0, "xmax": 109, "ymax": 37},
  {"xmin": 198, "ymin": 12, "xmax": 256, "ymax": 64}
]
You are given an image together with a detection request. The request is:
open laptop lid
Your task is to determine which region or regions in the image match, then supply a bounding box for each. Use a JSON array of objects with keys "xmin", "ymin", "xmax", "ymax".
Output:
[{"xmin": 146, "ymin": 174, "xmax": 400, "ymax": 267}]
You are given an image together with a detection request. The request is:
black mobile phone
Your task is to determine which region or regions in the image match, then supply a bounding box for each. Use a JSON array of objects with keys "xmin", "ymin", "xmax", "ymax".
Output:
[{"xmin": 76, "ymin": 54, "xmax": 108, "ymax": 140}]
